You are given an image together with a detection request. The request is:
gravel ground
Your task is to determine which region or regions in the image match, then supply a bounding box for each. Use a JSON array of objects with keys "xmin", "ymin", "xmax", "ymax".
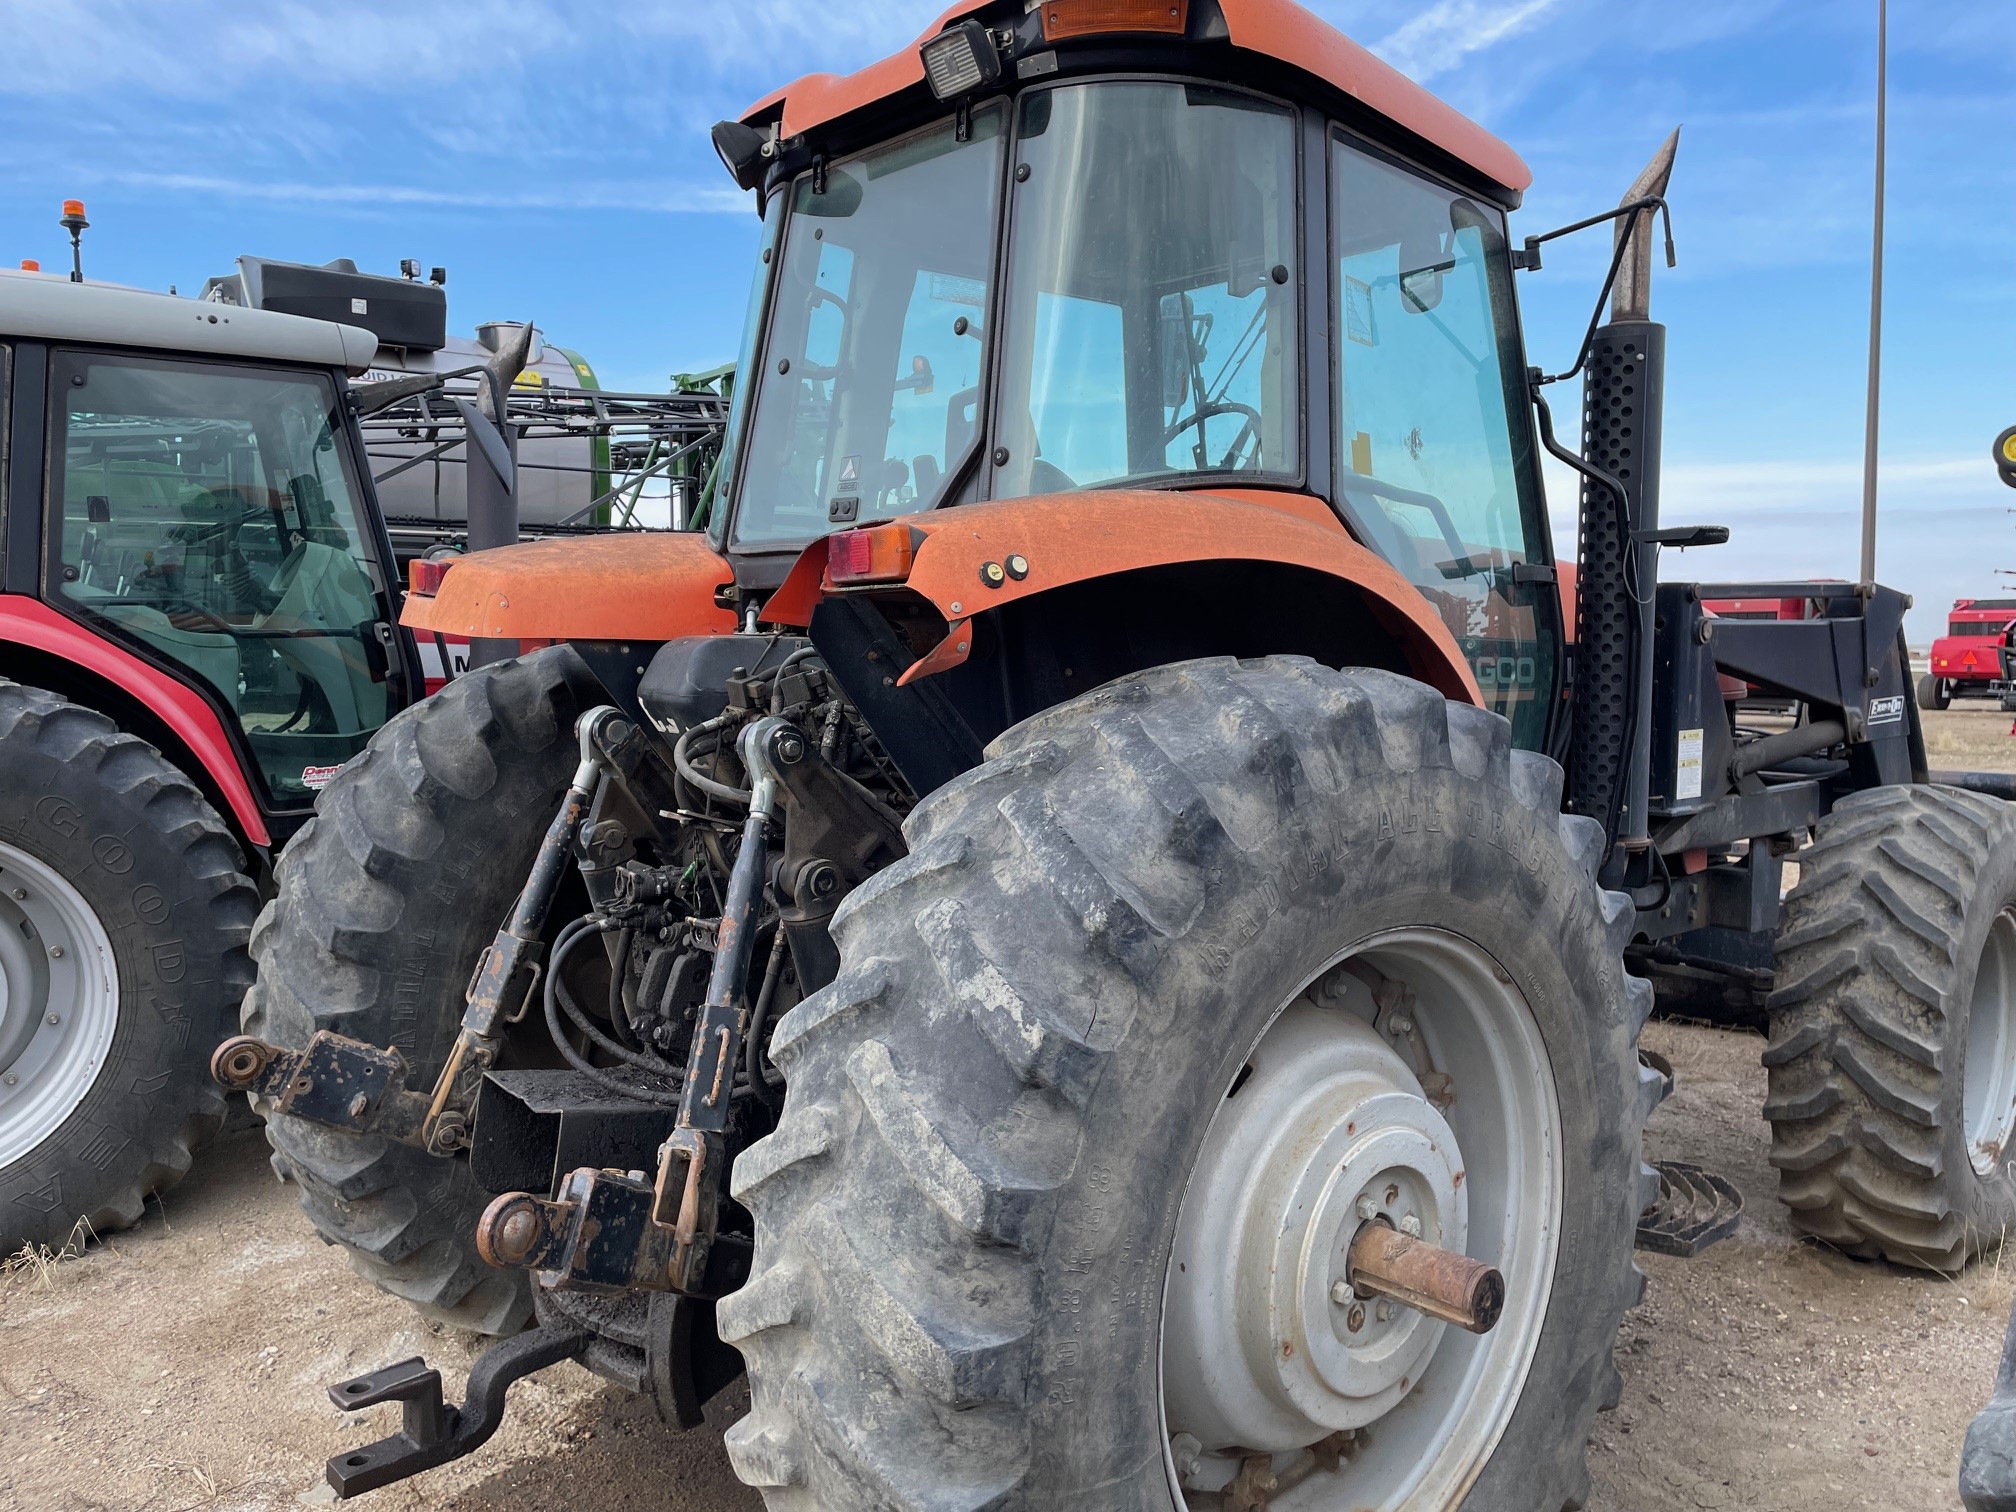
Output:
[{"xmin": 4, "ymin": 710, "xmax": 2012, "ymax": 1512}]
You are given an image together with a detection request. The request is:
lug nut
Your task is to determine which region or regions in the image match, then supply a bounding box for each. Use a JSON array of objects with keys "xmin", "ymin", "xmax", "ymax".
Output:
[
  {"xmin": 1330, "ymin": 1279, "xmax": 1353, "ymax": 1307},
  {"xmin": 1356, "ymin": 1193, "xmax": 1380, "ymax": 1222},
  {"xmin": 46, "ymin": 1013, "xmax": 59, "ymax": 1025},
  {"xmin": 2, "ymin": 1073, "xmax": 15, "ymax": 1086},
  {"xmin": 48, "ymin": 946, "xmax": 63, "ymax": 959},
  {"xmin": 1400, "ymin": 1212, "xmax": 1423, "ymax": 1237}
]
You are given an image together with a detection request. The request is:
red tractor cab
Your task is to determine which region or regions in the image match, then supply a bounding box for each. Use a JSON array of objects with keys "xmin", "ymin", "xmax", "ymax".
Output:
[{"xmin": 0, "ymin": 264, "xmax": 423, "ymax": 1252}]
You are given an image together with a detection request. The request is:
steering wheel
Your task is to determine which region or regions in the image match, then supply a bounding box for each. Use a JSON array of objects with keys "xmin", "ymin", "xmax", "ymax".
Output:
[{"xmin": 1164, "ymin": 401, "xmax": 1263, "ymax": 472}]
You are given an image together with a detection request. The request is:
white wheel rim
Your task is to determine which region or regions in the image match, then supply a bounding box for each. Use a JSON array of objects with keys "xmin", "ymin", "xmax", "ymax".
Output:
[
  {"xmin": 1965, "ymin": 909, "xmax": 2016, "ymax": 1178},
  {"xmin": 1161, "ymin": 929, "xmax": 1562, "ymax": 1509},
  {"xmin": 0, "ymin": 841, "xmax": 121, "ymax": 1170}
]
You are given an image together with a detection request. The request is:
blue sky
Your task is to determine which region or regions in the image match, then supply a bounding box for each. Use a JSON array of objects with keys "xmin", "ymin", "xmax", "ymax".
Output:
[{"xmin": 1, "ymin": 0, "xmax": 2007, "ymax": 636}]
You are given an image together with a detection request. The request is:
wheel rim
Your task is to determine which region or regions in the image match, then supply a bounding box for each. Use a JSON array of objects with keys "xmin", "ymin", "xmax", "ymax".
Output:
[
  {"xmin": 1965, "ymin": 909, "xmax": 2016, "ymax": 1178},
  {"xmin": 1161, "ymin": 929, "xmax": 1563, "ymax": 1509},
  {"xmin": 0, "ymin": 841, "xmax": 120, "ymax": 1170}
]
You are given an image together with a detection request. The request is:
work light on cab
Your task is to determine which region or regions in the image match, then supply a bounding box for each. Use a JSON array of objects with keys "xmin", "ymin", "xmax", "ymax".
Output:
[
  {"xmin": 922, "ymin": 19, "xmax": 1003, "ymax": 101},
  {"xmin": 710, "ymin": 119, "xmax": 772, "ymax": 193}
]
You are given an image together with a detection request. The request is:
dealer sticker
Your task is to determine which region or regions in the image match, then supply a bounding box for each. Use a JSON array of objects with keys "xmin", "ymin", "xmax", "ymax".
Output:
[
  {"xmin": 1676, "ymin": 728, "xmax": 1704, "ymax": 801},
  {"xmin": 1869, "ymin": 695, "xmax": 1905, "ymax": 726},
  {"xmin": 301, "ymin": 763, "xmax": 346, "ymax": 791}
]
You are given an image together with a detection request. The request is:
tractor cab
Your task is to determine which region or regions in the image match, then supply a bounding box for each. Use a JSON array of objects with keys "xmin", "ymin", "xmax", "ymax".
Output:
[
  {"xmin": 703, "ymin": 1, "xmax": 1561, "ymax": 749},
  {"xmin": 1, "ymin": 268, "xmax": 420, "ymax": 841}
]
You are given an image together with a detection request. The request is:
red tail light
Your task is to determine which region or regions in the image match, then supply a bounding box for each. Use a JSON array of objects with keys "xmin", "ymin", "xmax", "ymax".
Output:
[
  {"xmin": 827, "ymin": 525, "xmax": 916, "ymax": 586},
  {"xmin": 409, "ymin": 557, "xmax": 455, "ymax": 597}
]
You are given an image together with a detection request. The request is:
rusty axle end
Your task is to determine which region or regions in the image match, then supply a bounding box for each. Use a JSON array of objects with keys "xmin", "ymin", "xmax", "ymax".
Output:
[{"xmin": 1347, "ymin": 1221, "xmax": 1505, "ymax": 1335}]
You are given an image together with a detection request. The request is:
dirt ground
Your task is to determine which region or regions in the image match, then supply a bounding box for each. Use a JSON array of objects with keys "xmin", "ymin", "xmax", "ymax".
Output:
[
  {"xmin": 1921, "ymin": 705, "xmax": 2016, "ymax": 772},
  {"xmin": 4, "ymin": 709, "xmax": 2013, "ymax": 1512}
]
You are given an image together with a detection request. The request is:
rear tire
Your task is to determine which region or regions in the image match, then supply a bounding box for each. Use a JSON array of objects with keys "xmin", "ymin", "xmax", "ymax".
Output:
[
  {"xmin": 1919, "ymin": 674, "xmax": 1953, "ymax": 712},
  {"xmin": 721, "ymin": 660, "xmax": 1657, "ymax": 1511},
  {"xmin": 242, "ymin": 648, "xmax": 595, "ymax": 1333},
  {"xmin": 1766, "ymin": 784, "xmax": 2016, "ymax": 1269},
  {"xmin": 0, "ymin": 682, "xmax": 257, "ymax": 1252}
]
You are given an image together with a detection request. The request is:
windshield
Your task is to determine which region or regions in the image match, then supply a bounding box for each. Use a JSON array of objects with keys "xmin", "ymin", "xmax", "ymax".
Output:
[
  {"xmin": 993, "ymin": 83, "xmax": 1299, "ymax": 497},
  {"xmin": 51, "ymin": 352, "xmax": 396, "ymax": 806},
  {"xmin": 730, "ymin": 105, "xmax": 1006, "ymax": 547}
]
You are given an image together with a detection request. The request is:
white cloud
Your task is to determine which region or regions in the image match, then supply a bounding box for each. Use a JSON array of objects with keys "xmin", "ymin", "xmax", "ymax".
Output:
[{"xmin": 1370, "ymin": 0, "xmax": 1564, "ymax": 83}]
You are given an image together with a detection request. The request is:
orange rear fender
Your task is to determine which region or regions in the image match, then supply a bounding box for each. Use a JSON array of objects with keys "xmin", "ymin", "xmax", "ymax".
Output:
[
  {"xmin": 400, "ymin": 533, "xmax": 738, "ymax": 643},
  {"xmin": 768, "ymin": 490, "xmax": 1482, "ymax": 705}
]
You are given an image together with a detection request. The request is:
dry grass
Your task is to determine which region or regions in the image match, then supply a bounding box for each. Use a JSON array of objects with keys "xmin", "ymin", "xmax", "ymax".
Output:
[
  {"xmin": 1957, "ymin": 1226, "xmax": 2016, "ymax": 1315},
  {"xmin": 0, "ymin": 1215, "xmax": 106, "ymax": 1292}
]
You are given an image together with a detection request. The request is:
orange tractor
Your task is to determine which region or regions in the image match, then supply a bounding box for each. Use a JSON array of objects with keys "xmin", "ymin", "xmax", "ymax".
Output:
[{"xmin": 217, "ymin": 3, "xmax": 2016, "ymax": 1507}]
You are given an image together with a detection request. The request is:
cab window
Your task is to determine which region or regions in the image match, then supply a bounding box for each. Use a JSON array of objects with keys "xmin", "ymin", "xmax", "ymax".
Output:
[
  {"xmin": 993, "ymin": 82, "xmax": 1299, "ymax": 497},
  {"xmin": 1332, "ymin": 137, "xmax": 1553, "ymax": 748},
  {"xmin": 49, "ymin": 350, "xmax": 394, "ymax": 806}
]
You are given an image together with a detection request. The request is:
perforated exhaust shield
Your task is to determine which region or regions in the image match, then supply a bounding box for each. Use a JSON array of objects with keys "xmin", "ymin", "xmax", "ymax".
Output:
[{"xmin": 1567, "ymin": 321, "xmax": 1665, "ymax": 859}]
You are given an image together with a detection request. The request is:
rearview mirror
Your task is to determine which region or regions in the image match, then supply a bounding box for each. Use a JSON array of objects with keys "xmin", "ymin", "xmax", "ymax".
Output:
[{"xmin": 1399, "ymin": 262, "xmax": 1447, "ymax": 313}]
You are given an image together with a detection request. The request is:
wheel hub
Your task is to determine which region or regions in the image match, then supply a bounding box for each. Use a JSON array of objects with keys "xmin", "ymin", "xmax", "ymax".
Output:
[
  {"xmin": 1164, "ymin": 1005, "xmax": 1464, "ymax": 1452},
  {"xmin": 1966, "ymin": 908, "xmax": 2016, "ymax": 1176},
  {"xmin": 1163, "ymin": 932, "xmax": 1565, "ymax": 1509},
  {"xmin": 0, "ymin": 843, "xmax": 120, "ymax": 1171}
]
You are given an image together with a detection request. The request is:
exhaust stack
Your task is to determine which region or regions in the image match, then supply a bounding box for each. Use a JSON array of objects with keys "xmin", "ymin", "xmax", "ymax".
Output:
[
  {"xmin": 1568, "ymin": 131, "xmax": 1680, "ymax": 876},
  {"xmin": 1611, "ymin": 128, "xmax": 1679, "ymax": 323}
]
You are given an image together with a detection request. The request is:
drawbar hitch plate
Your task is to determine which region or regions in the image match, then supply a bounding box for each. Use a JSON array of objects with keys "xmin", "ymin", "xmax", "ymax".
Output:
[{"xmin": 322, "ymin": 1323, "xmax": 590, "ymax": 1496}]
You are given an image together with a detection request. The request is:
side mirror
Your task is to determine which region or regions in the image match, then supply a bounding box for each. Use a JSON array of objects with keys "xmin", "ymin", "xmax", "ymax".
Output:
[
  {"xmin": 895, "ymin": 355, "xmax": 934, "ymax": 396},
  {"xmin": 1399, "ymin": 264, "xmax": 1445, "ymax": 313}
]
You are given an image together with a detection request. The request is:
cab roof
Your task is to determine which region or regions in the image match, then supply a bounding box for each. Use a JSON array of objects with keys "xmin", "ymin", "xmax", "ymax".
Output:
[
  {"xmin": 0, "ymin": 267, "xmax": 378, "ymax": 375},
  {"xmin": 742, "ymin": 0, "xmax": 1531, "ymax": 196}
]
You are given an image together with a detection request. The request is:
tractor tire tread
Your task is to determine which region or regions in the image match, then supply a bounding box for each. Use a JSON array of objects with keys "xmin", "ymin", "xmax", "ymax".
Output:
[
  {"xmin": 1765, "ymin": 782, "xmax": 2016, "ymax": 1269},
  {"xmin": 0, "ymin": 680, "xmax": 256, "ymax": 1251},
  {"xmin": 720, "ymin": 658, "xmax": 1650, "ymax": 1512},
  {"xmin": 241, "ymin": 648, "xmax": 593, "ymax": 1333}
]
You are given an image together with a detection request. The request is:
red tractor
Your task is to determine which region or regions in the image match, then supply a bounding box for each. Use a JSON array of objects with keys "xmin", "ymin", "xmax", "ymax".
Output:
[
  {"xmin": 0, "ymin": 264, "xmax": 428, "ymax": 1252},
  {"xmin": 1921, "ymin": 597, "xmax": 2016, "ymax": 710}
]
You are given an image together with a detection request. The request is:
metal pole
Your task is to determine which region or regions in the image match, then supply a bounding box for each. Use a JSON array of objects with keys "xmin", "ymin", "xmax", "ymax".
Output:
[{"xmin": 1859, "ymin": 0, "xmax": 1888, "ymax": 588}]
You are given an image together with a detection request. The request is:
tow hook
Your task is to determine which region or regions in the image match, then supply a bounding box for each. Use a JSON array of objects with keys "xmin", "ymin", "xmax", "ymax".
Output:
[{"xmin": 322, "ymin": 1323, "xmax": 591, "ymax": 1496}]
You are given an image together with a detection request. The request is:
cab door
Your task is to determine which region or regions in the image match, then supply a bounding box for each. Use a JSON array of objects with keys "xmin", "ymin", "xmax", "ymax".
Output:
[
  {"xmin": 1329, "ymin": 134, "xmax": 1562, "ymax": 751},
  {"xmin": 42, "ymin": 346, "xmax": 417, "ymax": 826}
]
